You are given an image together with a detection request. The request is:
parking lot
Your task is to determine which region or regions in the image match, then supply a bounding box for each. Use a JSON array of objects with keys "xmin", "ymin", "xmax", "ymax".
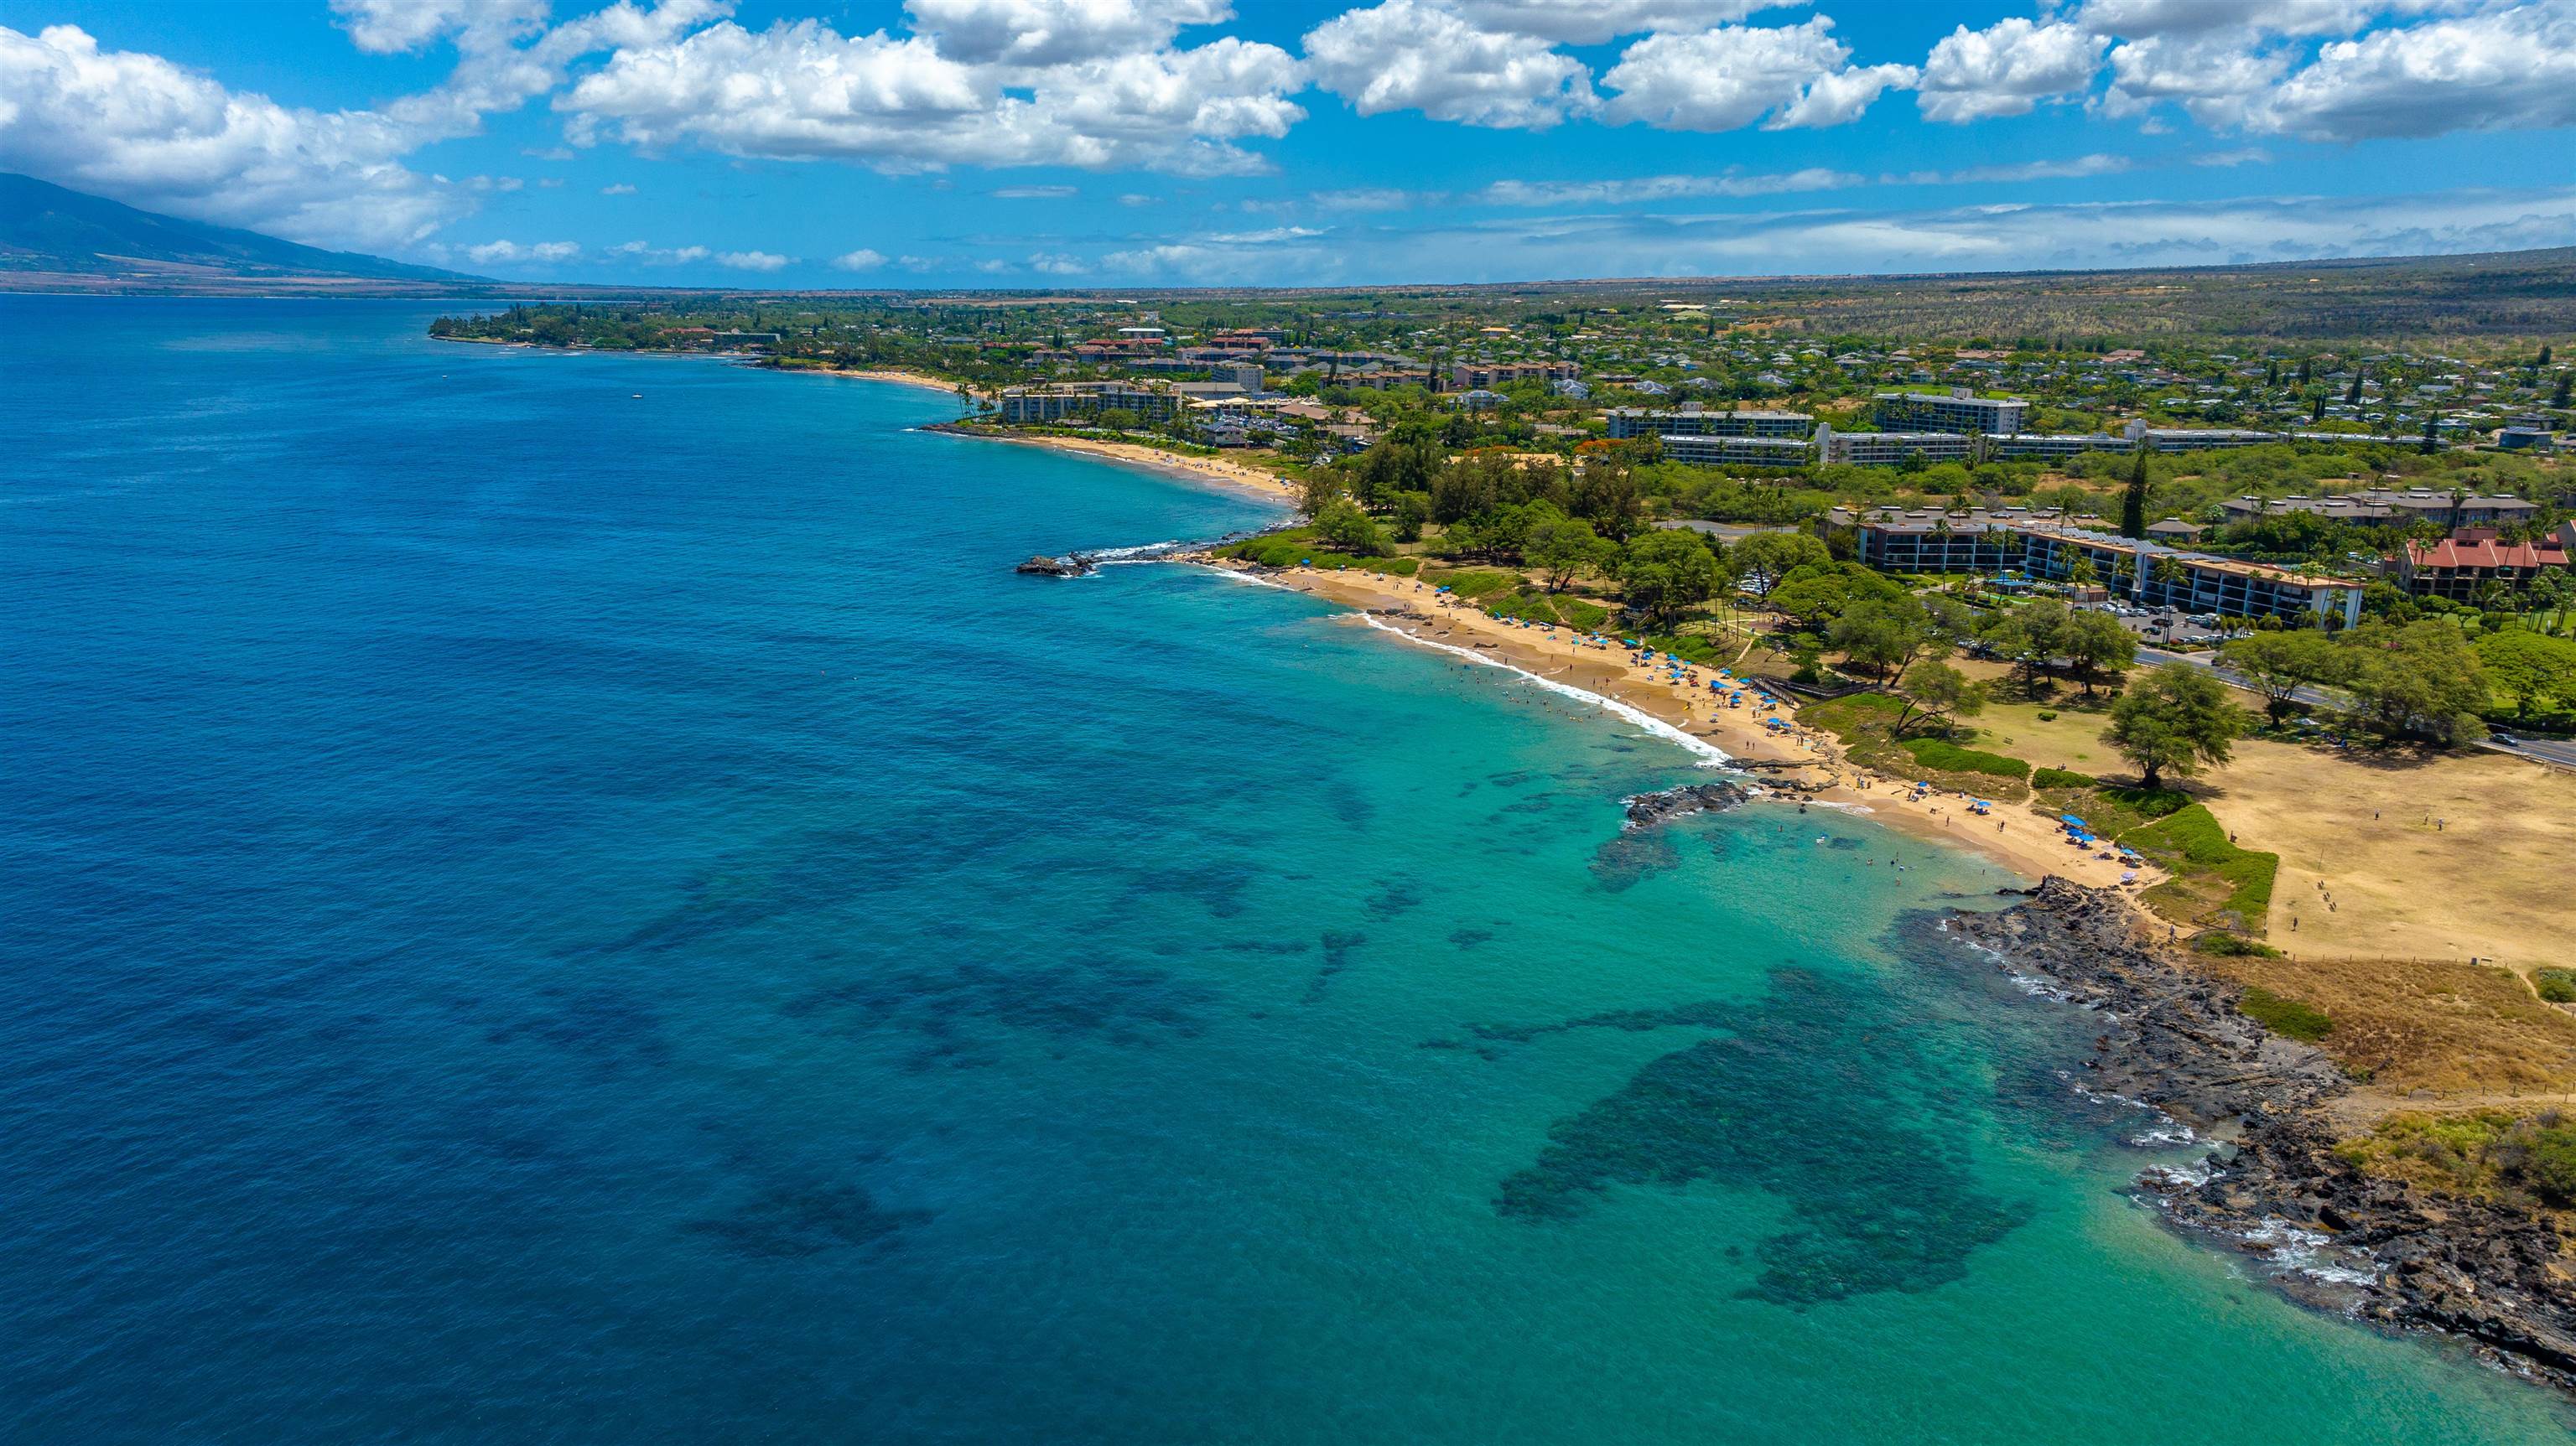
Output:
[{"xmin": 2091, "ymin": 603, "xmax": 2223, "ymax": 650}]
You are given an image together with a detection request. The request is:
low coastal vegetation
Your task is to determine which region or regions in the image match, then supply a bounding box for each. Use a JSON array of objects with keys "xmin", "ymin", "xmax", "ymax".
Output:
[
  {"xmin": 2338, "ymin": 1111, "xmax": 2576, "ymax": 1208},
  {"xmin": 2237, "ymin": 986, "xmax": 2334, "ymax": 1042}
]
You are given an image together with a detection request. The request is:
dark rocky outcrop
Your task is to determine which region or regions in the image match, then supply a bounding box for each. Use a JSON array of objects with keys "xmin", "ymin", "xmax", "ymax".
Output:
[
  {"xmin": 1621, "ymin": 781, "xmax": 1754, "ymax": 829},
  {"xmin": 1938, "ymin": 878, "xmax": 2576, "ymax": 1396},
  {"xmin": 1015, "ymin": 553, "xmax": 1094, "ymax": 577}
]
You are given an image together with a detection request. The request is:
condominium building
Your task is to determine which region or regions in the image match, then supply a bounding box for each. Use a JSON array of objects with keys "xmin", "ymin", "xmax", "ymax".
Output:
[
  {"xmin": 2389, "ymin": 527, "xmax": 2569, "ymax": 599},
  {"xmin": 1604, "ymin": 407, "xmax": 1813, "ymax": 440},
  {"xmin": 1872, "ymin": 387, "xmax": 2029, "ymax": 435},
  {"xmin": 1836, "ymin": 505, "xmax": 2365, "ymax": 624},
  {"xmin": 1653, "ymin": 434, "xmax": 1814, "ymax": 467},
  {"xmin": 1449, "ymin": 360, "xmax": 1577, "ymax": 390},
  {"xmin": 2217, "ymin": 487, "xmax": 2542, "ymax": 528},
  {"xmin": 2138, "ymin": 428, "xmax": 2277, "ymax": 452},
  {"xmin": 995, "ymin": 381, "xmax": 1185, "ymax": 424},
  {"xmin": 1987, "ymin": 432, "xmax": 2130, "ymax": 461},
  {"xmin": 1817, "ymin": 427, "xmax": 1972, "ymax": 465}
]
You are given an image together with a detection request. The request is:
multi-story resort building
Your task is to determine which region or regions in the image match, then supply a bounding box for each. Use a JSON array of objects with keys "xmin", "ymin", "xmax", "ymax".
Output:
[
  {"xmin": 2389, "ymin": 528, "xmax": 2570, "ymax": 600},
  {"xmin": 1816, "ymin": 428, "xmax": 1972, "ymax": 466},
  {"xmin": 1604, "ymin": 407, "xmax": 1813, "ymax": 440},
  {"xmin": 995, "ymin": 380, "xmax": 1251, "ymax": 424},
  {"xmin": 1654, "ymin": 434, "xmax": 1815, "ymax": 466},
  {"xmin": 1832, "ymin": 505, "xmax": 2366, "ymax": 625},
  {"xmin": 1872, "ymin": 388, "xmax": 2029, "ymax": 435},
  {"xmin": 1449, "ymin": 360, "xmax": 1578, "ymax": 390},
  {"xmin": 2217, "ymin": 488, "xmax": 2543, "ymax": 528}
]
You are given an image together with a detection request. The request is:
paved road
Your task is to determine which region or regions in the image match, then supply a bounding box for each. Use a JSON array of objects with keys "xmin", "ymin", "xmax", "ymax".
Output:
[{"xmin": 2135, "ymin": 645, "xmax": 2576, "ymax": 771}]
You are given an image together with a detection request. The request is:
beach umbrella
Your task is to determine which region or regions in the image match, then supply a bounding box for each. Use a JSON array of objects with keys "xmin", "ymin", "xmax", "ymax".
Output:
[{"xmin": 2059, "ymin": 815, "xmax": 2088, "ymax": 828}]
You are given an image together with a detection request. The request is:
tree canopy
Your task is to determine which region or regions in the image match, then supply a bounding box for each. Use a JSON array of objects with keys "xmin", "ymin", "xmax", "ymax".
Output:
[
  {"xmin": 2105, "ymin": 663, "xmax": 2251, "ymax": 788},
  {"xmin": 1618, "ymin": 529, "xmax": 1717, "ymax": 630}
]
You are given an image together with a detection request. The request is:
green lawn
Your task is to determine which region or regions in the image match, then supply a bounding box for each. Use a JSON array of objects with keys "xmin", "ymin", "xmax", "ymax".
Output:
[{"xmin": 2119, "ymin": 803, "xmax": 2281, "ymax": 934}]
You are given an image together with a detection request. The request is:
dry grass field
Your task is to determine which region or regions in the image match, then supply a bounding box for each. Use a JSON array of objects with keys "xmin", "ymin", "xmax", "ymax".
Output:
[
  {"xmin": 1940, "ymin": 663, "xmax": 2576, "ymax": 1102},
  {"xmin": 2214, "ymin": 739, "xmax": 2576, "ymax": 975}
]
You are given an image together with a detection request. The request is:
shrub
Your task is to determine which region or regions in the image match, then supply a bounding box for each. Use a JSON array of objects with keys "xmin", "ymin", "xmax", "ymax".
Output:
[
  {"xmin": 2194, "ymin": 931, "xmax": 2283, "ymax": 958},
  {"xmin": 1898, "ymin": 738, "xmax": 2031, "ymax": 780},
  {"xmin": 1487, "ymin": 587, "xmax": 1602, "ymax": 627},
  {"xmin": 2036, "ymin": 710, "xmax": 2059, "ymax": 721},
  {"xmin": 2240, "ymin": 987, "xmax": 2332, "ymax": 1042},
  {"xmin": 2099, "ymin": 785, "xmax": 2191, "ymax": 821},
  {"xmin": 1644, "ymin": 632, "xmax": 1729, "ymax": 666},
  {"xmin": 2525, "ymin": 1125, "xmax": 2576, "ymax": 1205},
  {"xmin": 1223, "ymin": 532, "xmax": 1417, "ymax": 575},
  {"xmin": 1423, "ymin": 567, "xmax": 1520, "ymax": 602},
  {"xmin": 2536, "ymin": 969, "xmax": 2576, "ymax": 1004},
  {"xmin": 2033, "ymin": 767, "xmax": 2093, "ymax": 790}
]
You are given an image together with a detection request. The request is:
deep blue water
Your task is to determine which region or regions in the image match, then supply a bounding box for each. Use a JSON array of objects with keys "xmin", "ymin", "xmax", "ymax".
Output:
[{"xmin": 4, "ymin": 298, "xmax": 2568, "ymax": 1443}]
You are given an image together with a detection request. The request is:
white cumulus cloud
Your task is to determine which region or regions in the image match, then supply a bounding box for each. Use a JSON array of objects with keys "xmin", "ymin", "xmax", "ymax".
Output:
[
  {"xmin": 1601, "ymin": 19, "xmax": 1914, "ymax": 132},
  {"xmin": 1302, "ymin": 0, "xmax": 1596, "ymax": 129},
  {"xmin": 0, "ymin": 23, "xmax": 460, "ymax": 248},
  {"xmin": 1916, "ymin": 18, "xmax": 2106, "ymax": 122},
  {"xmin": 2246, "ymin": 3, "xmax": 2576, "ymax": 140},
  {"xmin": 329, "ymin": 0, "xmax": 551, "ymax": 55},
  {"xmin": 716, "ymin": 248, "xmax": 791, "ymax": 270},
  {"xmin": 560, "ymin": 18, "xmax": 1301, "ymax": 174},
  {"xmin": 900, "ymin": 0, "xmax": 1231, "ymax": 65},
  {"xmin": 832, "ymin": 247, "xmax": 890, "ymax": 269},
  {"xmin": 1443, "ymin": 0, "xmax": 1768, "ymax": 45}
]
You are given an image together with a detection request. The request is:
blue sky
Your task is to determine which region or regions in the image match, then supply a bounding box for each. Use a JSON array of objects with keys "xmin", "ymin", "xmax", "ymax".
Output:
[{"xmin": 4, "ymin": 1, "xmax": 2574, "ymax": 287}]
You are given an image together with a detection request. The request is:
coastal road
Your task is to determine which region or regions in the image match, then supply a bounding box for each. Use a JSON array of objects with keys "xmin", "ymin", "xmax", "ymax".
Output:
[{"xmin": 2137, "ymin": 645, "xmax": 2576, "ymax": 772}]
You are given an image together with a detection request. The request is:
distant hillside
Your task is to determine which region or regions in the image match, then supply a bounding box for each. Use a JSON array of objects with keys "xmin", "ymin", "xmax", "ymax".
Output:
[
  {"xmin": 0, "ymin": 173, "xmax": 482, "ymax": 287},
  {"xmin": 1711, "ymin": 247, "xmax": 2576, "ymax": 345}
]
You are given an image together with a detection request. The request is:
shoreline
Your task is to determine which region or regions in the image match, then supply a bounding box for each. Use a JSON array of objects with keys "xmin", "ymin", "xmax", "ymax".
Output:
[
  {"xmin": 927, "ymin": 422, "xmax": 1306, "ymax": 508},
  {"xmin": 794, "ymin": 365, "xmax": 965, "ymax": 396},
  {"xmin": 1204, "ymin": 557, "xmax": 2153, "ymax": 893},
  {"xmin": 1935, "ymin": 880, "xmax": 2576, "ymax": 1397}
]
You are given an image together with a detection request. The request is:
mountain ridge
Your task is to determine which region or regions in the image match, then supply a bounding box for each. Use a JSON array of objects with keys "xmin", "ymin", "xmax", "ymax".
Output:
[{"xmin": 0, "ymin": 173, "xmax": 485, "ymax": 287}]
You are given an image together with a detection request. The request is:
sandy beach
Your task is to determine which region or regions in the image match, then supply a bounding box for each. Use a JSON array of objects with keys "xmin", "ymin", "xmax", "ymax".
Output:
[
  {"xmin": 809, "ymin": 366, "xmax": 969, "ymax": 395},
  {"xmin": 959, "ymin": 429, "xmax": 1306, "ymax": 506},
  {"xmin": 1226, "ymin": 559, "xmax": 2157, "ymax": 892}
]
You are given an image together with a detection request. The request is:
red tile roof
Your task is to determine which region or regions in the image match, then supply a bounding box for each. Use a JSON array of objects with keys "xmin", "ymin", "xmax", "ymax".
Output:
[{"xmin": 2407, "ymin": 537, "xmax": 2568, "ymax": 570}]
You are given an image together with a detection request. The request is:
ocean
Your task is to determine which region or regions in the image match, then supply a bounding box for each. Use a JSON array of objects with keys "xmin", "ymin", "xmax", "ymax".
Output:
[{"xmin": 3, "ymin": 298, "xmax": 2565, "ymax": 1443}]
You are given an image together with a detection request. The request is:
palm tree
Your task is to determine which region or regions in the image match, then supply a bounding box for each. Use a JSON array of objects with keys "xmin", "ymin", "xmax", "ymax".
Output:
[{"xmin": 2151, "ymin": 554, "xmax": 2184, "ymax": 607}]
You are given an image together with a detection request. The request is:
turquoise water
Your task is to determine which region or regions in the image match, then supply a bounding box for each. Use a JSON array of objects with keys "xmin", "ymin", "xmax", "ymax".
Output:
[{"xmin": 4, "ymin": 298, "xmax": 2566, "ymax": 1443}]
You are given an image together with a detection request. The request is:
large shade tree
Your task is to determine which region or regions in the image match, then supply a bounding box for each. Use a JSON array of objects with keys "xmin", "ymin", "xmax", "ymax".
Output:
[{"xmin": 2104, "ymin": 663, "xmax": 2251, "ymax": 788}]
